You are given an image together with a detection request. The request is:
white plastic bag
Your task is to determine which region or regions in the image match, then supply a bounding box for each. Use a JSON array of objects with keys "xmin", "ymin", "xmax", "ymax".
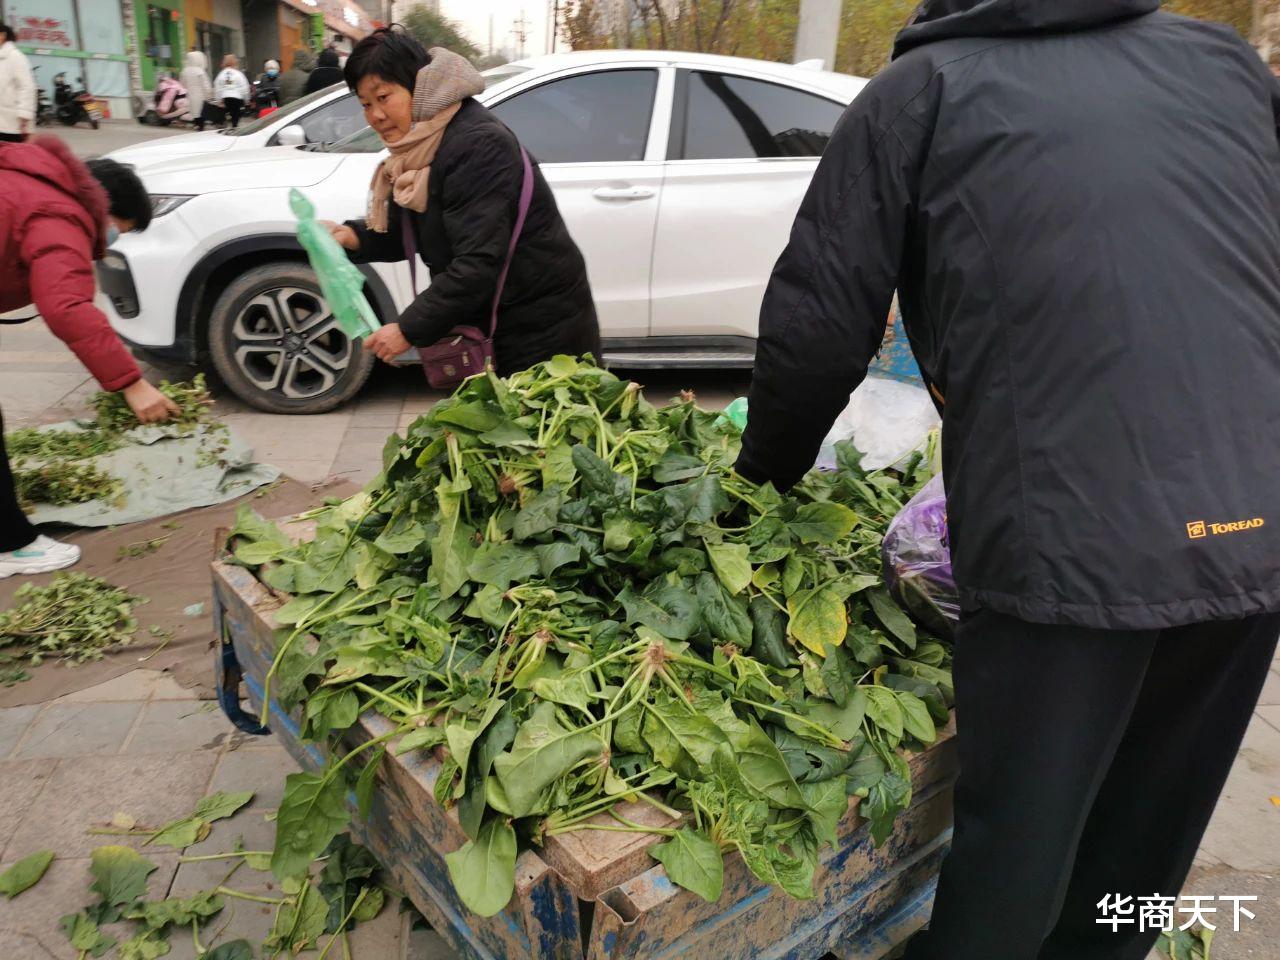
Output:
[{"xmin": 815, "ymin": 376, "xmax": 940, "ymax": 472}]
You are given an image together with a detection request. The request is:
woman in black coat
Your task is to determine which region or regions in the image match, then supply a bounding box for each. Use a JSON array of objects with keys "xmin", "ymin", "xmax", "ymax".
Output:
[{"xmin": 328, "ymin": 28, "xmax": 600, "ymax": 375}]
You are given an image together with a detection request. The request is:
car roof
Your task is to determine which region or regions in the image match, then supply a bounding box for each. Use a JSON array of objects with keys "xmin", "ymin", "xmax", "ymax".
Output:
[{"xmin": 506, "ymin": 50, "xmax": 866, "ymax": 99}]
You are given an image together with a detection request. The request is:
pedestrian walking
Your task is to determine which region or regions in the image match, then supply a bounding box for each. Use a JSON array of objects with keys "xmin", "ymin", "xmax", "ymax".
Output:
[
  {"xmin": 0, "ymin": 138, "xmax": 179, "ymax": 576},
  {"xmin": 736, "ymin": 2, "xmax": 1280, "ymax": 958},
  {"xmin": 0, "ymin": 21, "xmax": 35, "ymax": 143},
  {"xmin": 304, "ymin": 47, "xmax": 343, "ymax": 95},
  {"xmin": 180, "ymin": 49, "xmax": 212, "ymax": 131},
  {"xmin": 279, "ymin": 48, "xmax": 315, "ymax": 105},
  {"xmin": 326, "ymin": 27, "xmax": 600, "ymax": 378},
  {"xmin": 212, "ymin": 54, "xmax": 250, "ymax": 128}
]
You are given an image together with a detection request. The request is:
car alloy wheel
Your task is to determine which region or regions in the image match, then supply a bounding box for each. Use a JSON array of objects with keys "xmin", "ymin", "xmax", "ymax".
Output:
[
  {"xmin": 231, "ymin": 286, "xmax": 351, "ymax": 400},
  {"xmin": 208, "ymin": 262, "xmax": 376, "ymax": 414}
]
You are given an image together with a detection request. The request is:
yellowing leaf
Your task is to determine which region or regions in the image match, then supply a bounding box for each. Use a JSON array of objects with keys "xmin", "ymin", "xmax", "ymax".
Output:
[{"xmin": 787, "ymin": 585, "xmax": 848, "ymax": 656}]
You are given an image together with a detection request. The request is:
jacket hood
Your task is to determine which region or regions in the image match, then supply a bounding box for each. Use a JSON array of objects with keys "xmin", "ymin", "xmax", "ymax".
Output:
[
  {"xmin": 184, "ymin": 50, "xmax": 207, "ymax": 70},
  {"xmin": 291, "ymin": 48, "xmax": 317, "ymax": 71},
  {"xmin": 0, "ymin": 136, "xmax": 108, "ymax": 256},
  {"xmin": 894, "ymin": 0, "xmax": 1160, "ymax": 58},
  {"xmin": 317, "ymin": 48, "xmax": 339, "ymax": 69}
]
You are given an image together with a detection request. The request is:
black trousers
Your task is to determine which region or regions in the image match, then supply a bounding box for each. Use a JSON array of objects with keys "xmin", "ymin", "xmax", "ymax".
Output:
[
  {"xmin": 223, "ymin": 97, "xmax": 243, "ymax": 128},
  {"xmin": 0, "ymin": 406, "xmax": 37, "ymax": 551},
  {"xmin": 903, "ymin": 607, "xmax": 1279, "ymax": 960},
  {"xmin": 0, "ymin": 132, "xmax": 25, "ymax": 142}
]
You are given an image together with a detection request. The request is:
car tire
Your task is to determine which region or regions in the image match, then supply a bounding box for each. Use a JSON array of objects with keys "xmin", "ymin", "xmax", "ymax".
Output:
[{"xmin": 207, "ymin": 262, "xmax": 376, "ymax": 414}]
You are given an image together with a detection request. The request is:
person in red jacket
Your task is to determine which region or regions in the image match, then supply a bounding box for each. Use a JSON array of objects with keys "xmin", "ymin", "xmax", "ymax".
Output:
[{"xmin": 0, "ymin": 136, "xmax": 179, "ymax": 577}]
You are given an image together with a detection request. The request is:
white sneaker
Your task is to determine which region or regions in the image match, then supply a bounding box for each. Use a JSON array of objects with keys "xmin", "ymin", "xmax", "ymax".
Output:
[{"xmin": 0, "ymin": 535, "xmax": 82, "ymax": 578}]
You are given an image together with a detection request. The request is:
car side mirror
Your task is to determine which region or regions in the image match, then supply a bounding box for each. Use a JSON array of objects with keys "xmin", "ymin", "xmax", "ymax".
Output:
[{"xmin": 276, "ymin": 124, "xmax": 307, "ymax": 147}]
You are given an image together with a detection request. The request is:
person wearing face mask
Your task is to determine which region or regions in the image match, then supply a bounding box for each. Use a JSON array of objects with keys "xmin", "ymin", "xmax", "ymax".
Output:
[
  {"xmin": 255, "ymin": 59, "xmax": 281, "ymax": 113},
  {"xmin": 0, "ymin": 138, "xmax": 179, "ymax": 577},
  {"xmin": 326, "ymin": 26, "xmax": 599, "ymax": 377}
]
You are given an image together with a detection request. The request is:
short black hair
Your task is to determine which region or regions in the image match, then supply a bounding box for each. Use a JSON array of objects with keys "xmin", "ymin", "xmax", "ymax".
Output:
[
  {"xmin": 0, "ymin": 22, "xmax": 12, "ymax": 43},
  {"xmin": 85, "ymin": 158, "xmax": 152, "ymax": 231},
  {"xmin": 344, "ymin": 25, "xmax": 431, "ymax": 93}
]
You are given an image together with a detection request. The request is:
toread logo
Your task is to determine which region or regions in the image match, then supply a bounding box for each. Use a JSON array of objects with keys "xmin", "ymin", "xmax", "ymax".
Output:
[{"xmin": 1187, "ymin": 518, "xmax": 1265, "ymax": 540}]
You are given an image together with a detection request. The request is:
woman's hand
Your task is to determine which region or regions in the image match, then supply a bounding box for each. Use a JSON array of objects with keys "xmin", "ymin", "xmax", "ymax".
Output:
[
  {"xmin": 121, "ymin": 379, "xmax": 182, "ymax": 424},
  {"xmin": 320, "ymin": 220, "xmax": 360, "ymax": 251},
  {"xmin": 364, "ymin": 323, "xmax": 412, "ymax": 363}
]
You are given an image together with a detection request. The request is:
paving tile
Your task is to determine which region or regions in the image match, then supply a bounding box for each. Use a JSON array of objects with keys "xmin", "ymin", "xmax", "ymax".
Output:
[
  {"xmin": 151, "ymin": 672, "xmax": 201, "ymax": 700},
  {"xmin": 0, "ymin": 704, "xmax": 41, "ymax": 759},
  {"xmin": 12, "ymin": 702, "xmax": 143, "ymax": 760},
  {"xmin": 168, "ymin": 811, "xmax": 281, "ymax": 896},
  {"xmin": 122, "ymin": 700, "xmax": 248, "ymax": 755},
  {"xmin": 406, "ymin": 922, "xmax": 460, "ymax": 960},
  {"xmin": 348, "ymin": 409, "xmax": 402, "ymax": 427},
  {"xmin": 342, "ymin": 425, "xmax": 398, "ymax": 445},
  {"xmin": 1258, "ymin": 668, "xmax": 1280, "ymax": 707},
  {"xmin": 0, "ymin": 853, "xmax": 178, "ymax": 960},
  {"xmin": 1259, "ymin": 704, "xmax": 1279, "ymax": 735},
  {"xmin": 0, "ymin": 758, "xmax": 58, "ymax": 856},
  {"xmin": 54, "ymin": 670, "xmax": 161, "ymax": 703},
  {"xmin": 1198, "ymin": 715, "xmax": 1280, "ymax": 873},
  {"xmin": 346, "ymin": 901, "xmax": 408, "ymax": 957},
  {"xmin": 208, "ymin": 743, "xmax": 300, "ymax": 811},
  {"xmin": 5, "ymin": 751, "xmax": 217, "ymax": 859}
]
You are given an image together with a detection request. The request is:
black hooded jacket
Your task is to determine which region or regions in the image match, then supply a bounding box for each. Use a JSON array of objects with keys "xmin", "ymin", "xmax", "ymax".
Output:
[
  {"xmin": 737, "ymin": 0, "xmax": 1280, "ymax": 629},
  {"xmin": 347, "ymin": 99, "xmax": 601, "ymax": 375}
]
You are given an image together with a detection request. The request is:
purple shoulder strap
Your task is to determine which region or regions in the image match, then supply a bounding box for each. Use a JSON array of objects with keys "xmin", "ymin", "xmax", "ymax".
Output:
[{"xmin": 401, "ymin": 145, "xmax": 535, "ymax": 339}]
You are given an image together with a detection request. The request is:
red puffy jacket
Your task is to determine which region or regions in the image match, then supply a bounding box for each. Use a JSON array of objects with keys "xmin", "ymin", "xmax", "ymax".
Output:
[{"xmin": 0, "ymin": 136, "xmax": 141, "ymax": 391}]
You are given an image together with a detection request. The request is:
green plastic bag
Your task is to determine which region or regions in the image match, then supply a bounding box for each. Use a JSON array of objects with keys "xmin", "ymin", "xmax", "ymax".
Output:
[
  {"xmin": 290, "ymin": 188, "xmax": 381, "ymax": 340},
  {"xmin": 716, "ymin": 397, "xmax": 749, "ymax": 433}
]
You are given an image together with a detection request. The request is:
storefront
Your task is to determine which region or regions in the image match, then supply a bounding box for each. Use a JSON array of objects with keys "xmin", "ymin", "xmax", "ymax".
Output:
[
  {"xmin": 135, "ymin": 0, "xmax": 185, "ymax": 91},
  {"xmin": 5, "ymin": 0, "xmax": 132, "ymax": 118},
  {"xmin": 186, "ymin": 0, "xmax": 244, "ymax": 74}
]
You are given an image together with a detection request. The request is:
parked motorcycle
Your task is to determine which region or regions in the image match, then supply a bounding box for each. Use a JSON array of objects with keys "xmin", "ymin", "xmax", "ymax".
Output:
[
  {"xmin": 34, "ymin": 68, "xmax": 54, "ymax": 127},
  {"xmin": 54, "ymin": 73, "xmax": 101, "ymax": 130}
]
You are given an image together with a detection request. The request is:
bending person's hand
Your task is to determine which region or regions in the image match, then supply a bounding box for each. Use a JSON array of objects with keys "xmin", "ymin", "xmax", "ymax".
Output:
[
  {"xmin": 320, "ymin": 220, "xmax": 360, "ymax": 251},
  {"xmin": 364, "ymin": 323, "xmax": 412, "ymax": 364},
  {"xmin": 121, "ymin": 379, "xmax": 182, "ymax": 424}
]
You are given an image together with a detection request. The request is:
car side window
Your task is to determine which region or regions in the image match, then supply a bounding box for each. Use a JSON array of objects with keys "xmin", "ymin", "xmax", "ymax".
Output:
[
  {"xmin": 680, "ymin": 71, "xmax": 845, "ymax": 160},
  {"xmin": 489, "ymin": 69, "xmax": 658, "ymax": 163},
  {"xmin": 298, "ymin": 94, "xmax": 367, "ymax": 145}
]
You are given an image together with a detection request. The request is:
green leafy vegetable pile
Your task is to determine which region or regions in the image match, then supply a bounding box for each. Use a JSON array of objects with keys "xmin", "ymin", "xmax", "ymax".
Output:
[
  {"xmin": 228, "ymin": 356, "xmax": 951, "ymax": 916},
  {"xmin": 6, "ymin": 374, "xmax": 220, "ymax": 509},
  {"xmin": 91, "ymin": 373, "xmax": 215, "ymax": 434},
  {"xmin": 14, "ymin": 459, "xmax": 122, "ymax": 510},
  {"xmin": 0, "ymin": 572, "xmax": 142, "ymax": 686}
]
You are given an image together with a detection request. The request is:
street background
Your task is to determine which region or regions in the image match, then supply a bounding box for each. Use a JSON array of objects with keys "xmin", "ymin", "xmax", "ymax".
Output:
[{"xmin": 0, "ymin": 118, "xmax": 1277, "ymax": 959}]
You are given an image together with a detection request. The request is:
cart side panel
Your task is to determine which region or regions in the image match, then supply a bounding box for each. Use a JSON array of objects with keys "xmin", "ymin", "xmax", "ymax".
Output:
[
  {"xmin": 585, "ymin": 740, "xmax": 956, "ymax": 960},
  {"xmin": 213, "ymin": 562, "xmax": 585, "ymax": 960}
]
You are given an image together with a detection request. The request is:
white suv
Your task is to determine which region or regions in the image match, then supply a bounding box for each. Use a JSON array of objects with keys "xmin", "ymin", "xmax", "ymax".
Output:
[
  {"xmin": 112, "ymin": 85, "xmax": 368, "ymax": 171},
  {"xmin": 99, "ymin": 52, "xmax": 865, "ymax": 413}
]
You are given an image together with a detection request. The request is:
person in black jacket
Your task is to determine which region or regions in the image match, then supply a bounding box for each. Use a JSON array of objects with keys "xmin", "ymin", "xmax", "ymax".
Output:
[
  {"xmin": 737, "ymin": 2, "xmax": 1280, "ymax": 958},
  {"xmin": 328, "ymin": 26, "xmax": 599, "ymax": 375},
  {"xmin": 304, "ymin": 47, "xmax": 343, "ymax": 95}
]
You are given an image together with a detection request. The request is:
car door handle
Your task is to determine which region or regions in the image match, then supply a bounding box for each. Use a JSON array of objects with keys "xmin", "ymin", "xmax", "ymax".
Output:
[{"xmin": 592, "ymin": 186, "xmax": 655, "ymax": 201}]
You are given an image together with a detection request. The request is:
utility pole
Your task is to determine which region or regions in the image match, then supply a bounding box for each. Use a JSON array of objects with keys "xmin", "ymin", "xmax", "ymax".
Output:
[
  {"xmin": 511, "ymin": 9, "xmax": 530, "ymax": 59},
  {"xmin": 794, "ymin": 0, "xmax": 841, "ymax": 69},
  {"xmin": 548, "ymin": 0, "xmax": 559, "ymax": 54}
]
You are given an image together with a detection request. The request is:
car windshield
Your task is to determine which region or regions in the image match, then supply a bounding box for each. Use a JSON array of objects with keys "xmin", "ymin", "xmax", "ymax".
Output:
[
  {"xmin": 321, "ymin": 126, "xmax": 386, "ymax": 154},
  {"xmin": 219, "ymin": 84, "xmax": 346, "ymax": 137}
]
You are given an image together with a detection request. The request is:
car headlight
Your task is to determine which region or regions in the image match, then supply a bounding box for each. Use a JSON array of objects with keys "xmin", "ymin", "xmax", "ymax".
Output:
[{"xmin": 149, "ymin": 194, "xmax": 194, "ymax": 218}]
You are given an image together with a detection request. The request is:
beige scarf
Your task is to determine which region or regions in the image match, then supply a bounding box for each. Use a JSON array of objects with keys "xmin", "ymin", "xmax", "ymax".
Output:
[{"xmin": 366, "ymin": 47, "xmax": 485, "ymax": 233}]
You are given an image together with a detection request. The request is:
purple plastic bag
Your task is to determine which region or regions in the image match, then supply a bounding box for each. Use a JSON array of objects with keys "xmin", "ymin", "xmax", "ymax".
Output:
[{"xmin": 880, "ymin": 474, "xmax": 959, "ymax": 637}]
